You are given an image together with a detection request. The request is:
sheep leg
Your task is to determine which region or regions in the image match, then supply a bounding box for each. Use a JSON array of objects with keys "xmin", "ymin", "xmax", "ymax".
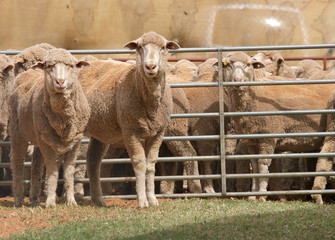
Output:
[
  {"xmin": 248, "ymin": 159, "xmax": 259, "ymax": 201},
  {"xmin": 145, "ymin": 132, "xmax": 165, "ymax": 207},
  {"xmin": 39, "ymin": 144, "xmax": 59, "ymax": 208},
  {"xmin": 10, "ymin": 139, "xmax": 28, "ymax": 207},
  {"xmin": 123, "ymin": 134, "xmax": 148, "ymax": 208},
  {"xmin": 62, "ymin": 142, "xmax": 81, "ymax": 207},
  {"xmin": 196, "ymin": 141, "xmax": 217, "ymax": 193},
  {"xmin": 86, "ymin": 137, "xmax": 109, "ymax": 207},
  {"xmin": 165, "ymin": 140, "xmax": 201, "ymax": 193},
  {"xmin": 74, "ymin": 164, "xmax": 86, "ymax": 199},
  {"xmin": 30, "ymin": 147, "xmax": 44, "ymax": 207},
  {"xmin": 311, "ymin": 138, "xmax": 335, "ymax": 204},
  {"xmin": 159, "ymin": 161, "xmax": 177, "ymax": 194},
  {"xmin": 100, "ymin": 148, "xmax": 125, "ymax": 195},
  {"xmin": 257, "ymin": 140, "xmax": 276, "ymax": 202}
]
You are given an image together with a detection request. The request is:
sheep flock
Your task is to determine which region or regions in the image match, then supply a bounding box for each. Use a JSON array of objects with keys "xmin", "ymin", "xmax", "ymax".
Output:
[{"xmin": 1, "ymin": 32, "xmax": 335, "ymax": 208}]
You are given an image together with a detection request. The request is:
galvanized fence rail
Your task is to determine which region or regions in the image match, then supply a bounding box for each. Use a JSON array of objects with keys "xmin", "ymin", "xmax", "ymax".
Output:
[{"xmin": 1, "ymin": 43, "xmax": 335, "ymax": 201}]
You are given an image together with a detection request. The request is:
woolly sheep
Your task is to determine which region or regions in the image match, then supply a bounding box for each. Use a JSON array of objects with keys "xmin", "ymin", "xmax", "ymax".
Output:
[
  {"xmin": 0, "ymin": 43, "xmax": 57, "ymax": 197},
  {"xmin": 311, "ymin": 89, "xmax": 335, "ymax": 204},
  {"xmin": 79, "ymin": 31, "xmax": 179, "ymax": 208},
  {"xmin": 10, "ymin": 48, "xmax": 90, "ymax": 208},
  {"xmin": 13, "ymin": 43, "xmax": 56, "ymax": 76},
  {"xmin": 176, "ymin": 58, "xmax": 236, "ymax": 193},
  {"xmin": 252, "ymin": 50, "xmax": 296, "ymax": 79},
  {"xmin": 0, "ymin": 55, "xmax": 14, "ymax": 195},
  {"xmin": 223, "ymin": 51, "xmax": 333, "ymax": 201},
  {"xmin": 293, "ymin": 59, "xmax": 334, "ymax": 80}
]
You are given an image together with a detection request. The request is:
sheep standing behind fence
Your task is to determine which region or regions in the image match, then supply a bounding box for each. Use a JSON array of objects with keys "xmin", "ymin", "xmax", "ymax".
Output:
[{"xmin": 10, "ymin": 48, "xmax": 90, "ymax": 208}]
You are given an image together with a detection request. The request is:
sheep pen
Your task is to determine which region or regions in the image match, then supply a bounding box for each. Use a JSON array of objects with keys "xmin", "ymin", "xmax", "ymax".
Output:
[{"xmin": 1, "ymin": 43, "xmax": 335, "ymax": 208}]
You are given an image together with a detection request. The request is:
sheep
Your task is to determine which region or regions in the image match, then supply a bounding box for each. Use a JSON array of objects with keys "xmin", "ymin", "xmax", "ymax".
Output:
[
  {"xmin": 0, "ymin": 43, "xmax": 57, "ymax": 198},
  {"xmin": 223, "ymin": 51, "xmax": 333, "ymax": 201},
  {"xmin": 311, "ymin": 89, "xmax": 335, "ymax": 204},
  {"xmin": 10, "ymin": 48, "xmax": 90, "ymax": 207},
  {"xmin": 0, "ymin": 55, "xmax": 15, "ymax": 140},
  {"xmin": 12, "ymin": 43, "xmax": 56, "ymax": 76},
  {"xmin": 252, "ymin": 50, "xmax": 296, "ymax": 79},
  {"xmin": 293, "ymin": 59, "xmax": 335, "ymax": 80},
  {"xmin": 79, "ymin": 31, "xmax": 179, "ymax": 208},
  {"xmin": 158, "ymin": 78, "xmax": 202, "ymax": 194},
  {"xmin": 0, "ymin": 55, "xmax": 14, "ymax": 196},
  {"xmin": 176, "ymin": 58, "xmax": 237, "ymax": 193}
]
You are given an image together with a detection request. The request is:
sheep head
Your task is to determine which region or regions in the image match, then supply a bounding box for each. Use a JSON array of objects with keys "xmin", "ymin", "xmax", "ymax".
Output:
[
  {"xmin": 124, "ymin": 31, "xmax": 180, "ymax": 78},
  {"xmin": 252, "ymin": 50, "xmax": 284, "ymax": 76},
  {"xmin": 32, "ymin": 49, "xmax": 89, "ymax": 94},
  {"xmin": 13, "ymin": 43, "xmax": 56, "ymax": 76},
  {"xmin": 294, "ymin": 59, "xmax": 322, "ymax": 79},
  {"xmin": 221, "ymin": 51, "xmax": 264, "ymax": 85}
]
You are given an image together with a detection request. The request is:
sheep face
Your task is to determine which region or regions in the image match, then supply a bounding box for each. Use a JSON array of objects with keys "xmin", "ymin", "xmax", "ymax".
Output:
[
  {"xmin": 223, "ymin": 51, "xmax": 264, "ymax": 84},
  {"xmin": 124, "ymin": 31, "xmax": 180, "ymax": 78},
  {"xmin": 295, "ymin": 60, "xmax": 322, "ymax": 79},
  {"xmin": 252, "ymin": 51, "xmax": 284, "ymax": 75},
  {"xmin": 32, "ymin": 49, "xmax": 89, "ymax": 94}
]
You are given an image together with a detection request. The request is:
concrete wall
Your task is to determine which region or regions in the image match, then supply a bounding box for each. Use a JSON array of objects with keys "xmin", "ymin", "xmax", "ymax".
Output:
[{"xmin": 1, "ymin": 0, "xmax": 334, "ymax": 58}]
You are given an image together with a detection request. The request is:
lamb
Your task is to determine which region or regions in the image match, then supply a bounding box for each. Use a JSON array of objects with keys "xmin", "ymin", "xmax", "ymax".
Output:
[
  {"xmin": 10, "ymin": 48, "xmax": 90, "ymax": 207},
  {"xmin": 311, "ymin": 89, "xmax": 335, "ymax": 204},
  {"xmin": 223, "ymin": 51, "xmax": 333, "ymax": 201},
  {"xmin": 79, "ymin": 31, "xmax": 179, "ymax": 208},
  {"xmin": 252, "ymin": 50, "xmax": 296, "ymax": 79}
]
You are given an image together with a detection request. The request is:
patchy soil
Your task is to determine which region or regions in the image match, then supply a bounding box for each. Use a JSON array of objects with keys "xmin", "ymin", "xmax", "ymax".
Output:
[{"xmin": 0, "ymin": 196, "xmax": 165, "ymax": 239}]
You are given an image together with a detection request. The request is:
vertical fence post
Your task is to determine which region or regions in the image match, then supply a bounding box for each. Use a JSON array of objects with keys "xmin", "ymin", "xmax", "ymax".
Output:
[{"xmin": 217, "ymin": 48, "xmax": 227, "ymax": 197}]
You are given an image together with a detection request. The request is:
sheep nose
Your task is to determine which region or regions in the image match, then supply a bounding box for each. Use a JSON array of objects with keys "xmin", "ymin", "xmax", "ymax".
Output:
[
  {"xmin": 145, "ymin": 63, "xmax": 157, "ymax": 71},
  {"xmin": 56, "ymin": 78, "xmax": 65, "ymax": 86}
]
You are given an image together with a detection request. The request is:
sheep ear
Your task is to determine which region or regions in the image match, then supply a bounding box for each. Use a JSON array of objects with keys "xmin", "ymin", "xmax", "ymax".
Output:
[
  {"xmin": 14, "ymin": 57, "xmax": 25, "ymax": 64},
  {"xmin": 76, "ymin": 61, "xmax": 90, "ymax": 69},
  {"xmin": 4, "ymin": 64, "xmax": 14, "ymax": 72},
  {"xmin": 124, "ymin": 40, "xmax": 139, "ymax": 50},
  {"xmin": 252, "ymin": 61, "xmax": 265, "ymax": 69},
  {"xmin": 31, "ymin": 62, "xmax": 45, "ymax": 70},
  {"xmin": 166, "ymin": 41, "xmax": 180, "ymax": 50},
  {"xmin": 277, "ymin": 57, "xmax": 284, "ymax": 66},
  {"xmin": 213, "ymin": 58, "xmax": 228, "ymax": 67}
]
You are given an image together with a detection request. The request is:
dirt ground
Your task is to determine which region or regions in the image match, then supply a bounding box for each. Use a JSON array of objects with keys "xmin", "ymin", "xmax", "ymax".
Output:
[{"xmin": 0, "ymin": 196, "xmax": 144, "ymax": 239}]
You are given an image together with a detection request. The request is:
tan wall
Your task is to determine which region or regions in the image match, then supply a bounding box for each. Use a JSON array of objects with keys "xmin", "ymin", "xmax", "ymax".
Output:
[{"xmin": 1, "ymin": 0, "xmax": 335, "ymax": 59}]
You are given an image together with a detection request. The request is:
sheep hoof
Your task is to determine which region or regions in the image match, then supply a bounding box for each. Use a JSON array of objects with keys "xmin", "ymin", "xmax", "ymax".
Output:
[
  {"xmin": 203, "ymin": 186, "xmax": 215, "ymax": 194},
  {"xmin": 148, "ymin": 197, "xmax": 159, "ymax": 207},
  {"xmin": 14, "ymin": 198, "xmax": 24, "ymax": 208},
  {"xmin": 74, "ymin": 193, "xmax": 84, "ymax": 200},
  {"xmin": 248, "ymin": 196, "xmax": 256, "ymax": 201},
  {"xmin": 92, "ymin": 197, "xmax": 106, "ymax": 207},
  {"xmin": 137, "ymin": 197, "xmax": 149, "ymax": 208},
  {"xmin": 45, "ymin": 196, "xmax": 57, "ymax": 208},
  {"xmin": 188, "ymin": 182, "xmax": 202, "ymax": 193},
  {"xmin": 66, "ymin": 198, "xmax": 78, "ymax": 207},
  {"xmin": 311, "ymin": 194, "xmax": 324, "ymax": 205},
  {"xmin": 30, "ymin": 197, "xmax": 41, "ymax": 207},
  {"xmin": 258, "ymin": 196, "xmax": 267, "ymax": 202}
]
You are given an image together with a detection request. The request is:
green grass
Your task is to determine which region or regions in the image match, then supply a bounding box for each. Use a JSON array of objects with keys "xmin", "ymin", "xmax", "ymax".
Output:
[{"xmin": 7, "ymin": 198, "xmax": 335, "ymax": 240}]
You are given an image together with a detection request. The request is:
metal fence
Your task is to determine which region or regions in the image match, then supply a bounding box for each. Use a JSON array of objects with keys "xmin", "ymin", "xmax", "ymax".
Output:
[{"xmin": 1, "ymin": 43, "xmax": 335, "ymax": 201}]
